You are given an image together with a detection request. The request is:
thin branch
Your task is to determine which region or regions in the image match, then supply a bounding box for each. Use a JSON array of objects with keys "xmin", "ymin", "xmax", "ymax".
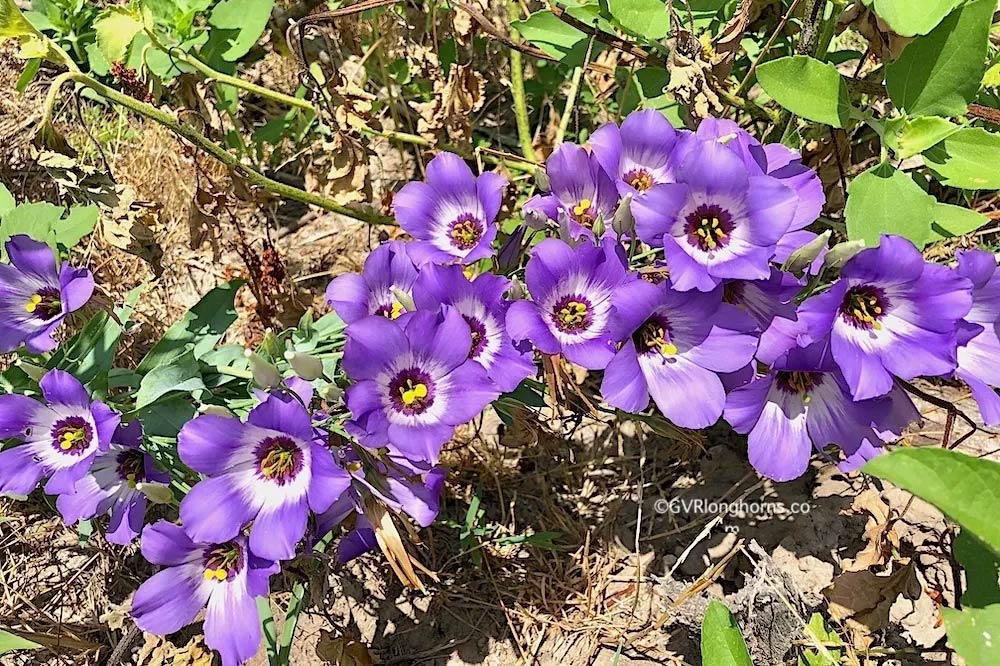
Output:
[{"xmin": 41, "ymin": 72, "xmax": 395, "ymax": 225}]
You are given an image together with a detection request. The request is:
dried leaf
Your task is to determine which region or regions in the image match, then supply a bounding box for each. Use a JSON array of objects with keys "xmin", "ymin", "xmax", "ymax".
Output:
[
  {"xmin": 410, "ymin": 63, "xmax": 485, "ymax": 149},
  {"xmin": 363, "ymin": 496, "xmax": 426, "ymax": 590},
  {"xmin": 305, "ymin": 133, "xmax": 372, "ymax": 206},
  {"xmin": 666, "ymin": 49, "xmax": 722, "ymax": 120},
  {"xmin": 824, "ymin": 559, "xmax": 921, "ymax": 632},
  {"xmin": 842, "ymin": 490, "xmax": 899, "ymax": 572},
  {"xmin": 102, "ymin": 185, "xmax": 164, "ymax": 276},
  {"xmin": 316, "ymin": 630, "xmax": 374, "ymax": 666}
]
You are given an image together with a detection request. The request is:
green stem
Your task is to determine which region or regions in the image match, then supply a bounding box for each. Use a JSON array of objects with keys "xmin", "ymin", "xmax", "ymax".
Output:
[
  {"xmin": 508, "ymin": 2, "xmax": 537, "ymax": 162},
  {"xmin": 40, "ymin": 72, "xmax": 394, "ymax": 226},
  {"xmin": 555, "ymin": 66, "xmax": 583, "ymax": 146}
]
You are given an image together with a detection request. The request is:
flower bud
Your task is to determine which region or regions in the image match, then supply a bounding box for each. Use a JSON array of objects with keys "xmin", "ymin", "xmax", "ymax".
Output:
[
  {"xmin": 524, "ymin": 208, "xmax": 549, "ymax": 231},
  {"xmin": 534, "ymin": 168, "xmax": 551, "ymax": 193},
  {"xmin": 612, "ymin": 194, "xmax": 635, "ymax": 237},
  {"xmin": 15, "ymin": 359, "xmax": 46, "ymax": 382},
  {"xmin": 261, "ymin": 328, "xmax": 281, "ymax": 359},
  {"xmin": 823, "ymin": 240, "xmax": 866, "ymax": 271},
  {"xmin": 782, "ymin": 230, "xmax": 831, "ymax": 276},
  {"xmin": 244, "ymin": 349, "xmax": 282, "ymax": 388},
  {"xmin": 284, "ymin": 350, "xmax": 325, "ymax": 381},
  {"xmin": 136, "ymin": 482, "xmax": 174, "ymax": 505},
  {"xmin": 496, "ymin": 225, "xmax": 526, "ymax": 275},
  {"xmin": 198, "ymin": 404, "xmax": 234, "ymax": 417},
  {"xmin": 591, "ymin": 215, "xmax": 606, "ymax": 239},
  {"xmin": 322, "ymin": 384, "xmax": 344, "ymax": 403},
  {"xmin": 507, "ymin": 277, "xmax": 526, "ymax": 301}
]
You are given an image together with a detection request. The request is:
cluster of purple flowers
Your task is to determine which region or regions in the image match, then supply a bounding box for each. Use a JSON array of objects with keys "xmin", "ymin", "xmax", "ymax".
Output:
[{"xmin": 2, "ymin": 112, "xmax": 999, "ymax": 665}]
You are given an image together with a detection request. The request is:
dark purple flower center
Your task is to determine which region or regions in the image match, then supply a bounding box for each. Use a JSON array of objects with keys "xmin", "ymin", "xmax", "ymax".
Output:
[
  {"xmin": 571, "ymin": 199, "xmax": 597, "ymax": 229},
  {"xmin": 388, "ymin": 368, "xmax": 434, "ymax": 415},
  {"xmin": 51, "ymin": 417, "xmax": 93, "ymax": 456},
  {"xmin": 634, "ymin": 316, "xmax": 678, "ymax": 358},
  {"xmin": 25, "ymin": 287, "xmax": 62, "ymax": 321},
  {"xmin": 115, "ymin": 449, "xmax": 146, "ymax": 487},
  {"xmin": 551, "ymin": 294, "xmax": 592, "ymax": 333},
  {"xmin": 684, "ymin": 204, "xmax": 734, "ymax": 252},
  {"xmin": 839, "ymin": 285, "xmax": 889, "ymax": 330},
  {"xmin": 463, "ymin": 315, "xmax": 488, "ymax": 359},
  {"xmin": 624, "ymin": 169, "xmax": 654, "ymax": 192},
  {"xmin": 775, "ymin": 371, "xmax": 822, "ymax": 396},
  {"xmin": 448, "ymin": 214, "xmax": 484, "ymax": 250},
  {"xmin": 202, "ymin": 541, "xmax": 244, "ymax": 581},
  {"xmin": 255, "ymin": 436, "xmax": 304, "ymax": 484}
]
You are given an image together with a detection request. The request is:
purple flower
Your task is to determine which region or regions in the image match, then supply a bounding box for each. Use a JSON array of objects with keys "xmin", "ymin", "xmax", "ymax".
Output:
[
  {"xmin": 393, "ymin": 152, "xmax": 507, "ymax": 265},
  {"xmin": 342, "ymin": 308, "xmax": 501, "ymax": 463},
  {"xmin": 131, "ymin": 521, "xmax": 279, "ymax": 666},
  {"xmin": 796, "ymin": 235, "xmax": 973, "ymax": 400},
  {"xmin": 326, "ymin": 241, "xmax": 418, "ymax": 323},
  {"xmin": 600, "ymin": 280, "xmax": 758, "ymax": 429},
  {"xmin": 505, "ymin": 238, "xmax": 636, "ymax": 370},
  {"xmin": 722, "ymin": 269, "xmax": 804, "ymax": 365},
  {"xmin": 0, "ymin": 235, "xmax": 94, "ymax": 353},
  {"xmin": 316, "ymin": 446, "xmax": 446, "ymax": 563},
  {"xmin": 724, "ymin": 345, "xmax": 919, "ymax": 482},
  {"xmin": 0, "ymin": 369, "xmax": 119, "ymax": 497},
  {"xmin": 588, "ymin": 109, "xmax": 680, "ymax": 197},
  {"xmin": 177, "ymin": 393, "xmax": 350, "ymax": 561},
  {"xmin": 953, "ymin": 249, "xmax": 1000, "ymax": 425},
  {"xmin": 55, "ymin": 420, "xmax": 169, "ymax": 545},
  {"xmin": 631, "ymin": 134, "xmax": 798, "ymax": 292},
  {"xmin": 694, "ymin": 118, "xmax": 825, "ymax": 234},
  {"xmin": 413, "ymin": 264, "xmax": 535, "ymax": 392},
  {"xmin": 523, "ymin": 144, "xmax": 620, "ymax": 239}
]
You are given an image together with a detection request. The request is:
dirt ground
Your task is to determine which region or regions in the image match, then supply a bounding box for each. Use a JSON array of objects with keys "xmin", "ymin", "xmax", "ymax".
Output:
[{"xmin": 0, "ymin": 24, "xmax": 995, "ymax": 666}]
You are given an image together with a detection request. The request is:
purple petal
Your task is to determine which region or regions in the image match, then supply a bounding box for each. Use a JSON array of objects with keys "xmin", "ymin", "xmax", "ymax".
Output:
[
  {"xmin": 342, "ymin": 316, "xmax": 409, "ymax": 380},
  {"xmin": 386, "ymin": 421, "xmax": 456, "ymax": 463},
  {"xmin": 640, "ymin": 354, "xmax": 726, "ymax": 429},
  {"xmin": 830, "ymin": 331, "xmax": 895, "ymax": 400},
  {"xmin": 506, "ymin": 301, "xmax": 559, "ymax": 354},
  {"xmin": 178, "ymin": 415, "xmax": 246, "ymax": 475},
  {"xmin": 478, "ymin": 171, "xmax": 508, "ymax": 223},
  {"xmin": 743, "ymin": 176, "xmax": 797, "ymax": 245},
  {"xmin": 326, "ymin": 273, "xmax": 370, "ymax": 324},
  {"xmin": 0, "ymin": 446, "xmax": 45, "ymax": 496},
  {"xmin": 247, "ymin": 394, "xmax": 312, "ymax": 442},
  {"xmin": 842, "ymin": 235, "xmax": 924, "ymax": 285},
  {"xmin": 0, "ymin": 394, "xmax": 41, "ymax": 438},
  {"xmin": 141, "ymin": 520, "xmax": 198, "ymax": 566},
  {"xmin": 179, "ymin": 477, "xmax": 258, "ymax": 545},
  {"xmin": 439, "ymin": 361, "xmax": 500, "ymax": 424},
  {"xmin": 633, "ymin": 183, "xmax": 689, "ymax": 247},
  {"xmin": 249, "ymin": 497, "xmax": 308, "ymax": 561},
  {"xmin": 40, "ymin": 369, "xmax": 90, "ymax": 408},
  {"xmin": 393, "ymin": 181, "xmax": 438, "ymax": 237},
  {"xmin": 404, "ymin": 308, "xmax": 473, "ymax": 373},
  {"xmin": 338, "ymin": 525, "xmax": 378, "ymax": 563},
  {"xmin": 6, "ymin": 235, "xmax": 59, "ymax": 281},
  {"xmin": 601, "ymin": 342, "xmax": 650, "ymax": 412},
  {"xmin": 59, "ymin": 264, "xmax": 95, "ymax": 313},
  {"xmin": 563, "ymin": 336, "xmax": 616, "ymax": 370},
  {"xmin": 747, "ymin": 392, "xmax": 812, "ymax": 482},
  {"xmin": 662, "ymin": 237, "xmax": 719, "ymax": 292},
  {"xmin": 106, "ymin": 494, "xmax": 146, "ymax": 545},
  {"xmin": 676, "ymin": 138, "xmax": 749, "ymax": 197},
  {"xmin": 307, "ymin": 443, "xmax": 351, "ymax": 514},
  {"xmin": 204, "ymin": 582, "xmax": 263, "ymax": 666},
  {"xmin": 723, "ymin": 374, "xmax": 772, "ymax": 433},
  {"xmin": 131, "ymin": 567, "xmax": 209, "ymax": 635}
]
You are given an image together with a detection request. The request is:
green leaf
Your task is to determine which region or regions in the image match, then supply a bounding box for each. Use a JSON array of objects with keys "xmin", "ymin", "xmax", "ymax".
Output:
[
  {"xmin": 871, "ymin": 0, "xmax": 962, "ymax": 36},
  {"xmin": 208, "ymin": 0, "xmax": 274, "ymax": 61},
  {"xmin": 0, "ymin": 202, "xmax": 97, "ymax": 255},
  {"xmin": 608, "ymin": 0, "xmax": 669, "ymax": 40},
  {"xmin": 799, "ymin": 613, "xmax": 842, "ymax": 666},
  {"xmin": 941, "ymin": 605, "xmax": 1000, "ymax": 666},
  {"xmin": 929, "ymin": 202, "xmax": 989, "ymax": 241},
  {"xmin": 57, "ymin": 206, "xmax": 99, "ymax": 248},
  {"xmin": 924, "ymin": 128, "xmax": 1000, "ymax": 190},
  {"xmin": 94, "ymin": 7, "xmax": 143, "ymax": 63},
  {"xmin": 0, "ymin": 0, "xmax": 40, "ymax": 38},
  {"xmin": 0, "ymin": 183, "xmax": 14, "ymax": 216},
  {"xmin": 512, "ymin": 6, "xmax": 608, "ymax": 67},
  {"xmin": 755, "ymin": 55, "xmax": 851, "ymax": 127},
  {"xmin": 0, "ymin": 630, "xmax": 41, "ymax": 654},
  {"xmin": 15, "ymin": 57, "xmax": 40, "ymax": 91},
  {"xmin": 134, "ymin": 350, "xmax": 205, "ymax": 410},
  {"xmin": 864, "ymin": 448, "xmax": 1000, "ymax": 555},
  {"xmin": 885, "ymin": 0, "xmax": 993, "ymax": 117},
  {"xmin": 845, "ymin": 163, "xmax": 935, "ymax": 248},
  {"xmin": 883, "ymin": 116, "xmax": 959, "ymax": 159},
  {"xmin": 137, "ymin": 395, "xmax": 197, "ymax": 439},
  {"xmin": 701, "ymin": 600, "xmax": 753, "ymax": 666},
  {"xmin": 137, "ymin": 280, "xmax": 244, "ymax": 373},
  {"xmin": 954, "ymin": 532, "xmax": 1000, "ymax": 609}
]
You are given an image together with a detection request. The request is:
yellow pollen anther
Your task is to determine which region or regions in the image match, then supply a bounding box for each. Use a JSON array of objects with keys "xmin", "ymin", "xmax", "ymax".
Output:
[
  {"xmin": 659, "ymin": 342, "xmax": 677, "ymax": 356},
  {"xmin": 24, "ymin": 294, "xmax": 42, "ymax": 313},
  {"xmin": 803, "ymin": 395, "xmax": 811, "ymax": 404},
  {"xmin": 389, "ymin": 301, "xmax": 404, "ymax": 319},
  {"xmin": 401, "ymin": 383, "xmax": 428, "ymax": 405},
  {"xmin": 347, "ymin": 461, "xmax": 362, "ymax": 473},
  {"xmin": 573, "ymin": 199, "xmax": 592, "ymax": 216}
]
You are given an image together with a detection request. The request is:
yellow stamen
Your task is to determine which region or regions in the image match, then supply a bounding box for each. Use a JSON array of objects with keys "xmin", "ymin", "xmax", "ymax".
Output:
[
  {"xmin": 347, "ymin": 461, "xmax": 362, "ymax": 473},
  {"xmin": 659, "ymin": 342, "xmax": 677, "ymax": 356},
  {"xmin": 573, "ymin": 199, "xmax": 592, "ymax": 216},
  {"xmin": 24, "ymin": 294, "xmax": 42, "ymax": 313},
  {"xmin": 389, "ymin": 301, "xmax": 404, "ymax": 319},
  {"xmin": 401, "ymin": 383, "xmax": 428, "ymax": 405}
]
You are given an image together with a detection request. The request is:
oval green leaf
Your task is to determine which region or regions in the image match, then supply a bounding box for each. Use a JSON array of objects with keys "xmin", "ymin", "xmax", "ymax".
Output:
[
  {"xmin": 701, "ymin": 600, "xmax": 753, "ymax": 666},
  {"xmin": 885, "ymin": 0, "xmax": 993, "ymax": 117},
  {"xmin": 755, "ymin": 55, "xmax": 851, "ymax": 127},
  {"xmin": 845, "ymin": 163, "xmax": 935, "ymax": 248},
  {"xmin": 924, "ymin": 128, "xmax": 1000, "ymax": 190}
]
